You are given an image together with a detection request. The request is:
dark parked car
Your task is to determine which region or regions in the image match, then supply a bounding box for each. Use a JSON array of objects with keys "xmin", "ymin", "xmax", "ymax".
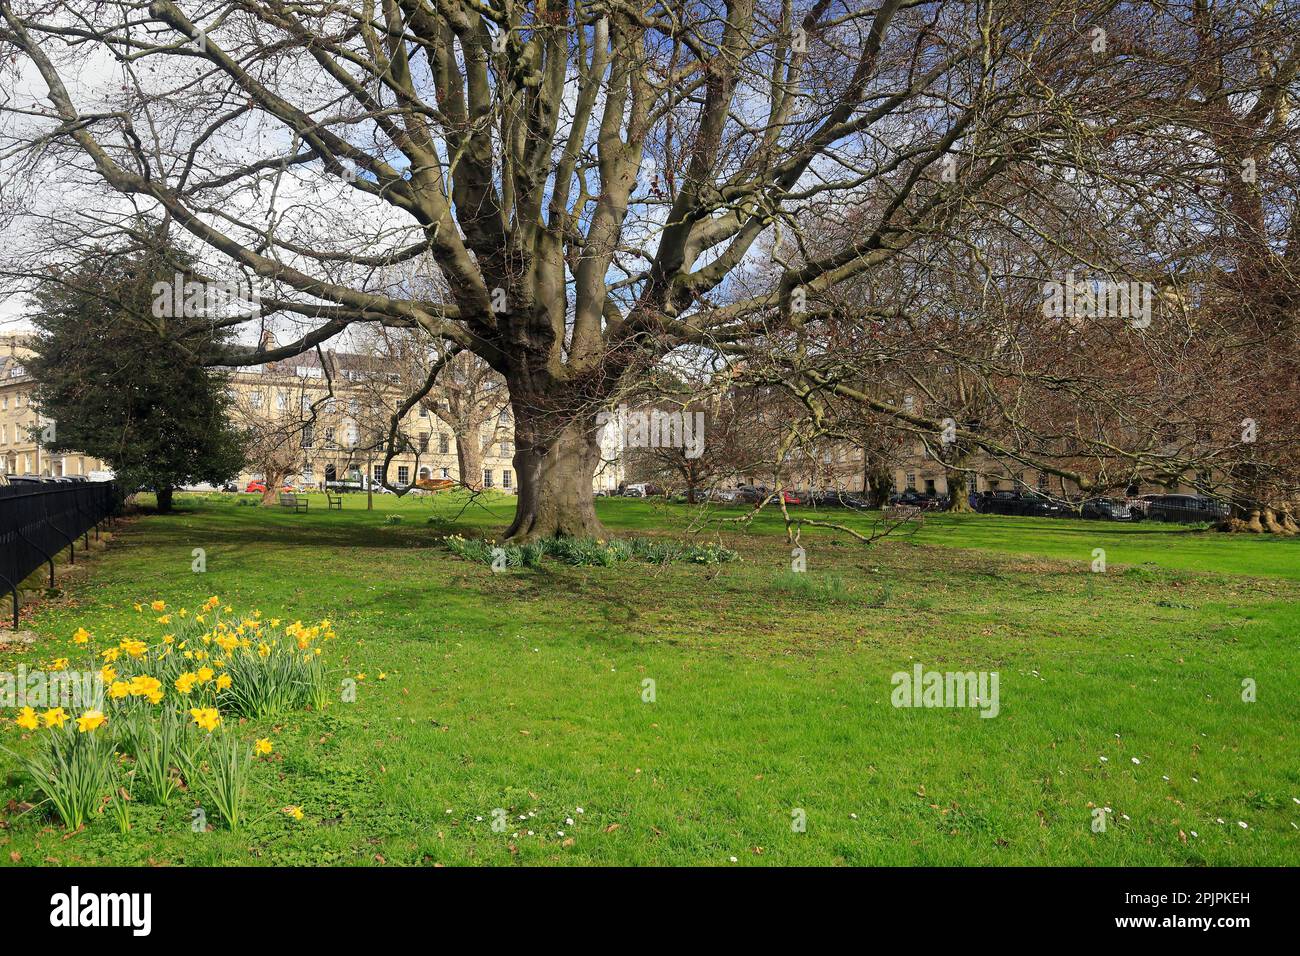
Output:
[
  {"xmin": 806, "ymin": 490, "xmax": 869, "ymax": 509},
  {"xmin": 892, "ymin": 489, "xmax": 948, "ymax": 510},
  {"xmin": 1079, "ymin": 497, "xmax": 1133, "ymax": 521},
  {"xmin": 1141, "ymin": 494, "xmax": 1230, "ymax": 524},
  {"xmin": 976, "ymin": 490, "xmax": 1062, "ymax": 517}
]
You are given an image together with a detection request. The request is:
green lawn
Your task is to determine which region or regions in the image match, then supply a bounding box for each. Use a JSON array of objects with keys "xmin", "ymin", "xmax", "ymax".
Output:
[{"xmin": 2, "ymin": 491, "xmax": 1297, "ymax": 865}]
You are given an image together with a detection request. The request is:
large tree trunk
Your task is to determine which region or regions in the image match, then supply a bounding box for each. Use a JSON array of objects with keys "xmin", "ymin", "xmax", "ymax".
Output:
[
  {"xmin": 156, "ymin": 486, "xmax": 174, "ymax": 513},
  {"xmin": 505, "ymin": 403, "xmax": 606, "ymax": 541},
  {"xmin": 259, "ymin": 466, "xmax": 288, "ymax": 506},
  {"xmin": 863, "ymin": 458, "xmax": 893, "ymax": 509},
  {"xmin": 946, "ymin": 468, "xmax": 973, "ymax": 512},
  {"xmin": 456, "ymin": 432, "xmax": 484, "ymax": 491}
]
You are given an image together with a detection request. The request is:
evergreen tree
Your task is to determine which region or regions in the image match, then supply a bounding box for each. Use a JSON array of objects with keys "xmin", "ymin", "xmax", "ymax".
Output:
[{"xmin": 26, "ymin": 248, "xmax": 246, "ymax": 512}]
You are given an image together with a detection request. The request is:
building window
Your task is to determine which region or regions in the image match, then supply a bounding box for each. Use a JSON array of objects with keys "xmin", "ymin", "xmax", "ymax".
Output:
[
  {"xmin": 499, "ymin": 442, "xmax": 510, "ymax": 457},
  {"xmin": 441, "ymin": 467, "xmax": 450, "ymax": 479},
  {"xmin": 397, "ymin": 466, "xmax": 409, "ymax": 485},
  {"xmin": 483, "ymin": 469, "xmax": 493, "ymax": 488},
  {"xmin": 438, "ymin": 433, "xmax": 449, "ymax": 454},
  {"xmin": 302, "ymin": 423, "xmax": 314, "ymax": 449},
  {"xmin": 325, "ymin": 427, "xmax": 335, "ymax": 445},
  {"xmin": 502, "ymin": 469, "xmax": 511, "ymax": 489},
  {"xmin": 419, "ymin": 405, "xmax": 429, "ymax": 418},
  {"xmin": 372, "ymin": 464, "xmax": 383, "ymax": 483},
  {"xmin": 276, "ymin": 391, "xmax": 288, "ymax": 411},
  {"xmin": 251, "ymin": 391, "xmax": 264, "ymax": 409},
  {"xmin": 419, "ymin": 433, "xmax": 429, "ymax": 452},
  {"xmin": 905, "ymin": 472, "xmax": 915, "ymax": 490}
]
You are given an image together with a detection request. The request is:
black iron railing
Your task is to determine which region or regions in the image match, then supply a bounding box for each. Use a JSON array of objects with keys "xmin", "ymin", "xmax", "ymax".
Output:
[{"xmin": 0, "ymin": 481, "xmax": 120, "ymax": 628}]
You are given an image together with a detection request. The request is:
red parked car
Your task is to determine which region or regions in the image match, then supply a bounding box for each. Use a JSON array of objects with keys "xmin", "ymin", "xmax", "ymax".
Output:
[{"xmin": 245, "ymin": 480, "xmax": 267, "ymax": 494}]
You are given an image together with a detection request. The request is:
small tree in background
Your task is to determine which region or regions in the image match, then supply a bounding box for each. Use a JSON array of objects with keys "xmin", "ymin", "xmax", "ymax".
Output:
[{"xmin": 26, "ymin": 248, "xmax": 246, "ymax": 512}]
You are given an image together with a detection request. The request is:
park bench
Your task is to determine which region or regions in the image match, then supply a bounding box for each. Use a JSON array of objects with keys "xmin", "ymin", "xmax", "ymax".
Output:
[
  {"xmin": 883, "ymin": 504, "xmax": 925, "ymax": 525},
  {"xmin": 326, "ymin": 492, "xmax": 343, "ymax": 511},
  {"xmin": 279, "ymin": 493, "xmax": 308, "ymax": 513}
]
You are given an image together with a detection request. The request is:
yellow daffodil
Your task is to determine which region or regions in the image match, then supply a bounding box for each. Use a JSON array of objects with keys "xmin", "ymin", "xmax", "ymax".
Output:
[
  {"xmin": 215, "ymin": 674, "xmax": 232, "ymax": 691},
  {"xmin": 282, "ymin": 805, "xmax": 304, "ymax": 821},
  {"xmin": 150, "ymin": 600, "xmax": 166, "ymax": 612},
  {"xmin": 51, "ymin": 657, "xmax": 69, "ymax": 670},
  {"xmin": 101, "ymin": 647, "xmax": 120, "ymax": 662},
  {"xmin": 109, "ymin": 680, "xmax": 132, "ymax": 699},
  {"xmin": 14, "ymin": 706, "xmax": 39, "ymax": 731},
  {"xmin": 156, "ymin": 615, "xmax": 171, "ymax": 625},
  {"xmin": 189, "ymin": 707, "xmax": 221, "ymax": 732},
  {"xmin": 99, "ymin": 664, "xmax": 116, "ymax": 682},
  {"xmin": 258, "ymin": 643, "xmax": 271, "ymax": 659},
  {"xmin": 41, "ymin": 707, "xmax": 69, "ymax": 728},
  {"xmin": 72, "ymin": 627, "xmax": 91, "ymax": 644},
  {"xmin": 196, "ymin": 666, "xmax": 214, "ymax": 684},
  {"xmin": 76, "ymin": 710, "xmax": 107, "ymax": 733},
  {"xmin": 254, "ymin": 738, "xmax": 272, "ymax": 756},
  {"xmin": 119, "ymin": 639, "xmax": 147, "ymax": 659},
  {"xmin": 128, "ymin": 675, "xmax": 162, "ymax": 700},
  {"xmin": 174, "ymin": 672, "xmax": 198, "ymax": 694}
]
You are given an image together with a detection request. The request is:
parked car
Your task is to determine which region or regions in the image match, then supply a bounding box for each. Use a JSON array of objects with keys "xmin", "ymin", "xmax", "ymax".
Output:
[
  {"xmin": 735, "ymin": 485, "xmax": 771, "ymax": 503},
  {"xmin": 892, "ymin": 489, "xmax": 947, "ymax": 510},
  {"xmin": 1141, "ymin": 494, "xmax": 1230, "ymax": 524},
  {"xmin": 245, "ymin": 480, "xmax": 267, "ymax": 494},
  {"xmin": 326, "ymin": 479, "xmax": 365, "ymax": 493},
  {"xmin": 779, "ymin": 490, "xmax": 802, "ymax": 505},
  {"xmin": 976, "ymin": 490, "xmax": 1060, "ymax": 517},
  {"xmin": 1079, "ymin": 497, "xmax": 1133, "ymax": 521}
]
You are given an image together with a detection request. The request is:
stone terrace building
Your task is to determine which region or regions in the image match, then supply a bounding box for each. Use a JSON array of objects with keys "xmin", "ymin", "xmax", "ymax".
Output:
[
  {"xmin": 0, "ymin": 334, "xmax": 111, "ymax": 479},
  {"xmin": 223, "ymin": 347, "xmax": 520, "ymax": 492}
]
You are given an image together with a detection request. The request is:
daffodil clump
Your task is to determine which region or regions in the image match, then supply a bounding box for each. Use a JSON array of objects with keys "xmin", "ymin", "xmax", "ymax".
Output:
[
  {"xmin": 108, "ymin": 597, "xmax": 336, "ymax": 720},
  {"xmin": 3, "ymin": 596, "xmax": 332, "ymax": 831}
]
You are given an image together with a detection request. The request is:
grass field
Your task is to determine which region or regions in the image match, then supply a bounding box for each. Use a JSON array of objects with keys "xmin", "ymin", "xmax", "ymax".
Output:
[{"xmin": 2, "ymin": 491, "xmax": 1297, "ymax": 865}]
